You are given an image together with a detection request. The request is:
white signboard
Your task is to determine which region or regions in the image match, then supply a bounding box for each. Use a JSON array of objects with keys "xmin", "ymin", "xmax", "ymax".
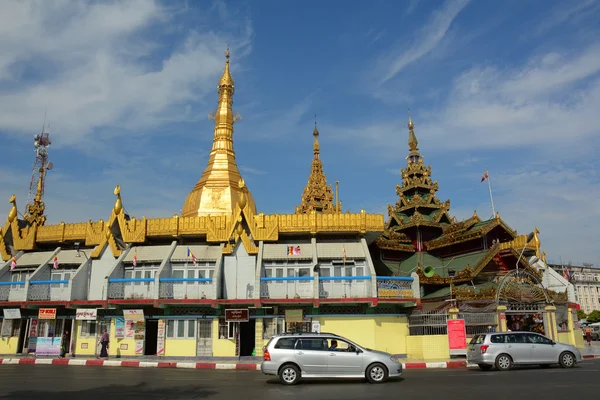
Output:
[
  {"xmin": 311, "ymin": 321, "xmax": 321, "ymax": 333},
  {"xmin": 3, "ymin": 309, "xmax": 21, "ymax": 319},
  {"xmin": 75, "ymin": 309, "xmax": 97, "ymax": 320},
  {"xmin": 123, "ymin": 309, "xmax": 145, "ymax": 322}
]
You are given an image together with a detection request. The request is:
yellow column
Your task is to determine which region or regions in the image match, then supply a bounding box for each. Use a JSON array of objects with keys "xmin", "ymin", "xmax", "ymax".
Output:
[
  {"xmin": 254, "ymin": 318, "xmax": 264, "ymax": 357},
  {"xmin": 448, "ymin": 307, "xmax": 459, "ymax": 320},
  {"xmin": 496, "ymin": 306, "xmax": 507, "ymax": 332},
  {"xmin": 566, "ymin": 308, "xmax": 576, "ymax": 346},
  {"xmin": 545, "ymin": 305, "xmax": 558, "ymax": 341}
]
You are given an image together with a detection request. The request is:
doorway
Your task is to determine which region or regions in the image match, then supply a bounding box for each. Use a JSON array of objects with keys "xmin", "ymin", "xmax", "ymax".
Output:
[
  {"xmin": 17, "ymin": 319, "xmax": 28, "ymax": 354},
  {"xmin": 239, "ymin": 319, "xmax": 256, "ymax": 357},
  {"xmin": 145, "ymin": 320, "xmax": 158, "ymax": 355}
]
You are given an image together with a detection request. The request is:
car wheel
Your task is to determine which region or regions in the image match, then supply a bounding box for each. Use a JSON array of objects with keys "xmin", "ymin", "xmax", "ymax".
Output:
[
  {"xmin": 559, "ymin": 352, "xmax": 575, "ymax": 368},
  {"xmin": 366, "ymin": 363, "xmax": 388, "ymax": 384},
  {"xmin": 495, "ymin": 354, "xmax": 513, "ymax": 371},
  {"xmin": 279, "ymin": 364, "xmax": 300, "ymax": 385},
  {"xmin": 478, "ymin": 364, "xmax": 493, "ymax": 371}
]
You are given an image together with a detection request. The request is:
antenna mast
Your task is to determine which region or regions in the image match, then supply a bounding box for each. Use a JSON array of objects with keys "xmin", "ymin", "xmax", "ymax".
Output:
[{"xmin": 24, "ymin": 114, "xmax": 53, "ymax": 226}]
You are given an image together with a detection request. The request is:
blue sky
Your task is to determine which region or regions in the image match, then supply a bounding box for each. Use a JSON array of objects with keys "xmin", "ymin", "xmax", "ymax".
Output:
[{"xmin": 0, "ymin": 0, "xmax": 599, "ymax": 266}]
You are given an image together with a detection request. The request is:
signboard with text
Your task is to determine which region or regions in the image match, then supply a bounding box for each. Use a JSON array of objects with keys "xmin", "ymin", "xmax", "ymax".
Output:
[
  {"xmin": 75, "ymin": 309, "xmax": 97, "ymax": 320},
  {"xmin": 285, "ymin": 309, "xmax": 304, "ymax": 323},
  {"xmin": 38, "ymin": 308, "xmax": 57, "ymax": 320},
  {"xmin": 3, "ymin": 309, "xmax": 21, "ymax": 319},
  {"xmin": 225, "ymin": 309, "xmax": 249, "ymax": 322},
  {"xmin": 447, "ymin": 319, "xmax": 467, "ymax": 355},
  {"xmin": 123, "ymin": 309, "xmax": 145, "ymax": 322}
]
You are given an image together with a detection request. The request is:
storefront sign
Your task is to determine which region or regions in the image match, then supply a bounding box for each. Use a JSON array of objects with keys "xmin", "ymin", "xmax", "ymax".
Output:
[
  {"xmin": 225, "ymin": 309, "xmax": 249, "ymax": 322},
  {"xmin": 38, "ymin": 308, "xmax": 57, "ymax": 320},
  {"xmin": 135, "ymin": 340, "xmax": 144, "ymax": 355},
  {"xmin": 125, "ymin": 321, "xmax": 135, "ymax": 338},
  {"xmin": 157, "ymin": 319, "xmax": 165, "ymax": 356},
  {"xmin": 285, "ymin": 309, "xmax": 304, "ymax": 323},
  {"xmin": 3, "ymin": 309, "xmax": 21, "ymax": 319},
  {"xmin": 36, "ymin": 337, "xmax": 61, "ymax": 356},
  {"xmin": 75, "ymin": 309, "xmax": 97, "ymax": 320},
  {"xmin": 447, "ymin": 319, "xmax": 467, "ymax": 354},
  {"xmin": 123, "ymin": 309, "xmax": 145, "ymax": 322},
  {"xmin": 376, "ymin": 280, "xmax": 413, "ymax": 298},
  {"xmin": 115, "ymin": 317, "xmax": 125, "ymax": 338},
  {"xmin": 311, "ymin": 321, "xmax": 321, "ymax": 333}
]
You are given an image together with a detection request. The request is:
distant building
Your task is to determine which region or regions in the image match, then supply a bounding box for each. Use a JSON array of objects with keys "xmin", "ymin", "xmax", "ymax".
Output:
[{"xmin": 548, "ymin": 264, "xmax": 600, "ymax": 314}]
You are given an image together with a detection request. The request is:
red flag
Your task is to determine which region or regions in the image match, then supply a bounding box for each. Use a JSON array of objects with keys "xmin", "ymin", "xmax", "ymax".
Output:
[
  {"xmin": 53, "ymin": 256, "xmax": 59, "ymax": 270},
  {"xmin": 10, "ymin": 257, "xmax": 16, "ymax": 271},
  {"xmin": 481, "ymin": 171, "xmax": 489, "ymax": 182}
]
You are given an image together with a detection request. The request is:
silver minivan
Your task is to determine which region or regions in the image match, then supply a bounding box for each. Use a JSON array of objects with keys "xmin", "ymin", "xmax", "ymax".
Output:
[
  {"xmin": 261, "ymin": 332, "xmax": 403, "ymax": 385},
  {"xmin": 467, "ymin": 331, "xmax": 582, "ymax": 371}
]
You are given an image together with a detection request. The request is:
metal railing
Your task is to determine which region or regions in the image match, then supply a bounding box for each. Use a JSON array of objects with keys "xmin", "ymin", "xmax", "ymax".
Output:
[
  {"xmin": 376, "ymin": 276, "xmax": 414, "ymax": 298},
  {"xmin": 409, "ymin": 311, "xmax": 449, "ymax": 336},
  {"xmin": 260, "ymin": 277, "xmax": 314, "ymax": 299},
  {"xmin": 159, "ymin": 278, "xmax": 214, "ymax": 299},
  {"xmin": 319, "ymin": 276, "xmax": 371, "ymax": 298},
  {"xmin": 0, "ymin": 282, "xmax": 12, "ymax": 301},
  {"xmin": 28, "ymin": 280, "xmax": 71, "ymax": 301},
  {"xmin": 0, "ymin": 281, "xmax": 26, "ymax": 301},
  {"xmin": 458, "ymin": 312, "xmax": 497, "ymax": 335},
  {"xmin": 107, "ymin": 278, "xmax": 155, "ymax": 300}
]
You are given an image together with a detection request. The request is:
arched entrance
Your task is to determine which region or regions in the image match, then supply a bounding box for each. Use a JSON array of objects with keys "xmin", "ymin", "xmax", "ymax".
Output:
[{"xmin": 496, "ymin": 269, "xmax": 552, "ymax": 335}]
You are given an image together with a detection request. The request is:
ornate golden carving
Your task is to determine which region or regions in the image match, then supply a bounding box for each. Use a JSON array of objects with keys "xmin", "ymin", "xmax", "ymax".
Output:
[{"xmin": 295, "ymin": 123, "xmax": 337, "ymax": 214}]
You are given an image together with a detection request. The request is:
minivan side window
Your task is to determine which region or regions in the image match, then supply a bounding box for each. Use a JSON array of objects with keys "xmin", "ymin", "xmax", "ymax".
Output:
[
  {"xmin": 275, "ymin": 338, "xmax": 297, "ymax": 349},
  {"xmin": 490, "ymin": 335, "xmax": 505, "ymax": 344},
  {"xmin": 298, "ymin": 339, "xmax": 328, "ymax": 351}
]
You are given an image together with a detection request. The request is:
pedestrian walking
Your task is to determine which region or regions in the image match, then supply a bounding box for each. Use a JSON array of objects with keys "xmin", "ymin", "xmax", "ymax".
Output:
[
  {"xmin": 585, "ymin": 327, "xmax": 592, "ymax": 346},
  {"xmin": 98, "ymin": 329, "xmax": 110, "ymax": 358},
  {"xmin": 59, "ymin": 331, "xmax": 69, "ymax": 358}
]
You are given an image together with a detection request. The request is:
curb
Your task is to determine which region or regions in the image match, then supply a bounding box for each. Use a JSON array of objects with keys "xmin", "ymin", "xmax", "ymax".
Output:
[{"xmin": 0, "ymin": 358, "xmax": 468, "ymax": 370}]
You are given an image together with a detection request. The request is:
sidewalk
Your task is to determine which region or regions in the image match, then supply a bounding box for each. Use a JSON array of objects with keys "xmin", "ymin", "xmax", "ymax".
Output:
[{"xmin": 0, "ymin": 355, "xmax": 470, "ymax": 370}]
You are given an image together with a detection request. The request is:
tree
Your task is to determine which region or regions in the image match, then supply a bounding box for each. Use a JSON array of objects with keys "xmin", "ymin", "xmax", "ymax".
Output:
[
  {"xmin": 577, "ymin": 309, "xmax": 587, "ymax": 321},
  {"xmin": 587, "ymin": 310, "xmax": 600, "ymax": 323}
]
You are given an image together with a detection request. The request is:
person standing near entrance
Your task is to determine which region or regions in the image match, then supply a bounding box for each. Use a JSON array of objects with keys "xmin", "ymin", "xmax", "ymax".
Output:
[
  {"xmin": 585, "ymin": 327, "xmax": 592, "ymax": 346},
  {"xmin": 59, "ymin": 331, "xmax": 69, "ymax": 358},
  {"xmin": 98, "ymin": 329, "xmax": 110, "ymax": 358}
]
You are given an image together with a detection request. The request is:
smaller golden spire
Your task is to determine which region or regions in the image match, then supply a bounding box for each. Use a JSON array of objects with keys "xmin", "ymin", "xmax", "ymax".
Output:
[
  {"xmin": 408, "ymin": 108, "xmax": 418, "ymax": 152},
  {"xmin": 313, "ymin": 114, "xmax": 320, "ymax": 158},
  {"xmin": 218, "ymin": 46, "xmax": 234, "ymax": 89}
]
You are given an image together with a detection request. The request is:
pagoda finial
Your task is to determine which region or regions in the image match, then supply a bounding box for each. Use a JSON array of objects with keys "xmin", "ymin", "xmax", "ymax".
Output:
[
  {"xmin": 313, "ymin": 114, "xmax": 320, "ymax": 157},
  {"xmin": 218, "ymin": 45, "xmax": 234, "ymax": 88},
  {"xmin": 407, "ymin": 108, "xmax": 418, "ymax": 152}
]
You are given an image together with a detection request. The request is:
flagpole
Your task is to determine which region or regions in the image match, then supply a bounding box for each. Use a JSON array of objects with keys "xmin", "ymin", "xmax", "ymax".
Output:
[{"xmin": 486, "ymin": 167, "xmax": 496, "ymax": 217}]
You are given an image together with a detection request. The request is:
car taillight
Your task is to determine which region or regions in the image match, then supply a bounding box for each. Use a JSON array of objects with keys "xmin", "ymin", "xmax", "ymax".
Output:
[
  {"xmin": 480, "ymin": 345, "xmax": 489, "ymax": 354},
  {"xmin": 264, "ymin": 349, "xmax": 271, "ymax": 361}
]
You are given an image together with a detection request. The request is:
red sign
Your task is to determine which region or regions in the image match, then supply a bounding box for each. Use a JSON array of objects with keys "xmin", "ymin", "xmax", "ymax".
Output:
[
  {"xmin": 225, "ymin": 309, "xmax": 249, "ymax": 322},
  {"xmin": 447, "ymin": 319, "xmax": 467, "ymax": 350},
  {"xmin": 38, "ymin": 308, "xmax": 57, "ymax": 320}
]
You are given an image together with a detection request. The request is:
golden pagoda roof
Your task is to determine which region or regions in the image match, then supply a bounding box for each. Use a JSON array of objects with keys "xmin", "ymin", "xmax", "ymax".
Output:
[
  {"xmin": 295, "ymin": 120, "xmax": 337, "ymax": 214},
  {"xmin": 181, "ymin": 49, "xmax": 257, "ymax": 218}
]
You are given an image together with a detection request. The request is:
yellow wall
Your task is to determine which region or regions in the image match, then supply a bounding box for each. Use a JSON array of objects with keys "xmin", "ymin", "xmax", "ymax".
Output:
[
  {"xmin": 212, "ymin": 318, "xmax": 235, "ymax": 357},
  {"xmin": 574, "ymin": 330, "xmax": 585, "ymax": 349},
  {"xmin": 0, "ymin": 337, "xmax": 19, "ymax": 355},
  {"xmin": 315, "ymin": 316, "xmax": 409, "ymax": 356},
  {"xmin": 406, "ymin": 335, "xmax": 450, "ymax": 360},
  {"xmin": 557, "ymin": 332, "xmax": 571, "ymax": 345},
  {"xmin": 74, "ymin": 320, "xmax": 97, "ymax": 356},
  {"xmin": 165, "ymin": 339, "xmax": 196, "ymax": 357},
  {"xmin": 110, "ymin": 319, "xmax": 138, "ymax": 357},
  {"xmin": 255, "ymin": 318, "xmax": 264, "ymax": 357}
]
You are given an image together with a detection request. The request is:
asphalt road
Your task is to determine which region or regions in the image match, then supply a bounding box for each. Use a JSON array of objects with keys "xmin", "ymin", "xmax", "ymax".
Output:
[{"xmin": 1, "ymin": 359, "xmax": 598, "ymax": 400}]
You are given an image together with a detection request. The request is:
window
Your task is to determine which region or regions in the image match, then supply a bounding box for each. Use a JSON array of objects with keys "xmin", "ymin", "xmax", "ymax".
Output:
[
  {"xmin": 263, "ymin": 318, "xmax": 285, "ymax": 340},
  {"xmin": 328, "ymin": 339, "xmax": 355, "ymax": 352},
  {"xmin": 166, "ymin": 319, "xmax": 196, "ymax": 339},
  {"xmin": 298, "ymin": 338, "xmax": 328, "ymax": 351},
  {"xmin": 469, "ymin": 335, "xmax": 486, "ymax": 345},
  {"xmin": 490, "ymin": 334, "xmax": 505, "ymax": 344},
  {"xmin": 1, "ymin": 319, "xmax": 20, "ymax": 337},
  {"xmin": 218, "ymin": 318, "xmax": 238, "ymax": 340},
  {"xmin": 274, "ymin": 338, "xmax": 297, "ymax": 349},
  {"xmin": 527, "ymin": 334, "xmax": 552, "ymax": 345},
  {"xmin": 80, "ymin": 321, "xmax": 97, "ymax": 337},
  {"xmin": 298, "ymin": 268, "xmax": 311, "ymax": 278}
]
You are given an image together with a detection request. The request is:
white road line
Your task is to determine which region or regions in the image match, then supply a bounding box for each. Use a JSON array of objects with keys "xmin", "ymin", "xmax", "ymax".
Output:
[
  {"xmin": 176, "ymin": 362, "xmax": 197, "ymax": 369},
  {"xmin": 139, "ymin": 362, "xmax": 158, "ymax": 368},
  {"xmin": 68, "ymin": 360, "xmax": 87, "ymax": 366},
  {"xmin": 35, "ymin": 359, "xmax": 53, "ymax": 365},
  {"xmin": 103, "ymin": 361, "xmax": 122, "ymax": 367},
  {"xmin": 215, "ymin": 364, "xmax": 236, "ymax": 370}
]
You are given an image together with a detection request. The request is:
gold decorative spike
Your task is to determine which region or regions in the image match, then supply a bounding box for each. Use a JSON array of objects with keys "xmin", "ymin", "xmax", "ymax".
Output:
[
  {"xmin": 8, "ymin": 195, "xmax": 18, "ymax": 224},
  {"xmin": 181, "ymin": 49, "xmax": 256, "ymax": 217},
  {"xmin": 295, "ymin": 120, "xmax": 336, "ymax": 214},
  {"xmin": 23, "ymin": 168, "xmax": 47, "ymax": 226},
  {"xmin": 407, "ymin": 109, "xmax": 418, "ymax": 152}
]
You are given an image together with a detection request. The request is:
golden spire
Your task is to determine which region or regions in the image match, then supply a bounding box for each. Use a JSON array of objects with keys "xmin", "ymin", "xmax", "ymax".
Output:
[
  {"xmin": 408, "ymin": 109, "xmax": 418, "ymax": 152},
  {"xmin": 295, "ymin": 118, "xmax": 337, "ymax": 214},
  {"xmin": 23, "ymin": 166, "xmax": 47, "ymax": 226},
  {"xmin": 181, "ymin": 49, "xmax": 256, "ymax": 217}
]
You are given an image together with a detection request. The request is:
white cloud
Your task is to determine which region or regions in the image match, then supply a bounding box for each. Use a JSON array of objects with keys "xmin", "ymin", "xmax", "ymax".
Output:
[
  {"xmin": 240, "ymin": 166, "xmax": 266, "ymax": 175},
  {"xmin": 375, "ymin": 0, "xmax": 470, "ymax": 86},
  {"xmin": 0, "ymin": 0, "xmax": 253, "ymax": 146}
]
